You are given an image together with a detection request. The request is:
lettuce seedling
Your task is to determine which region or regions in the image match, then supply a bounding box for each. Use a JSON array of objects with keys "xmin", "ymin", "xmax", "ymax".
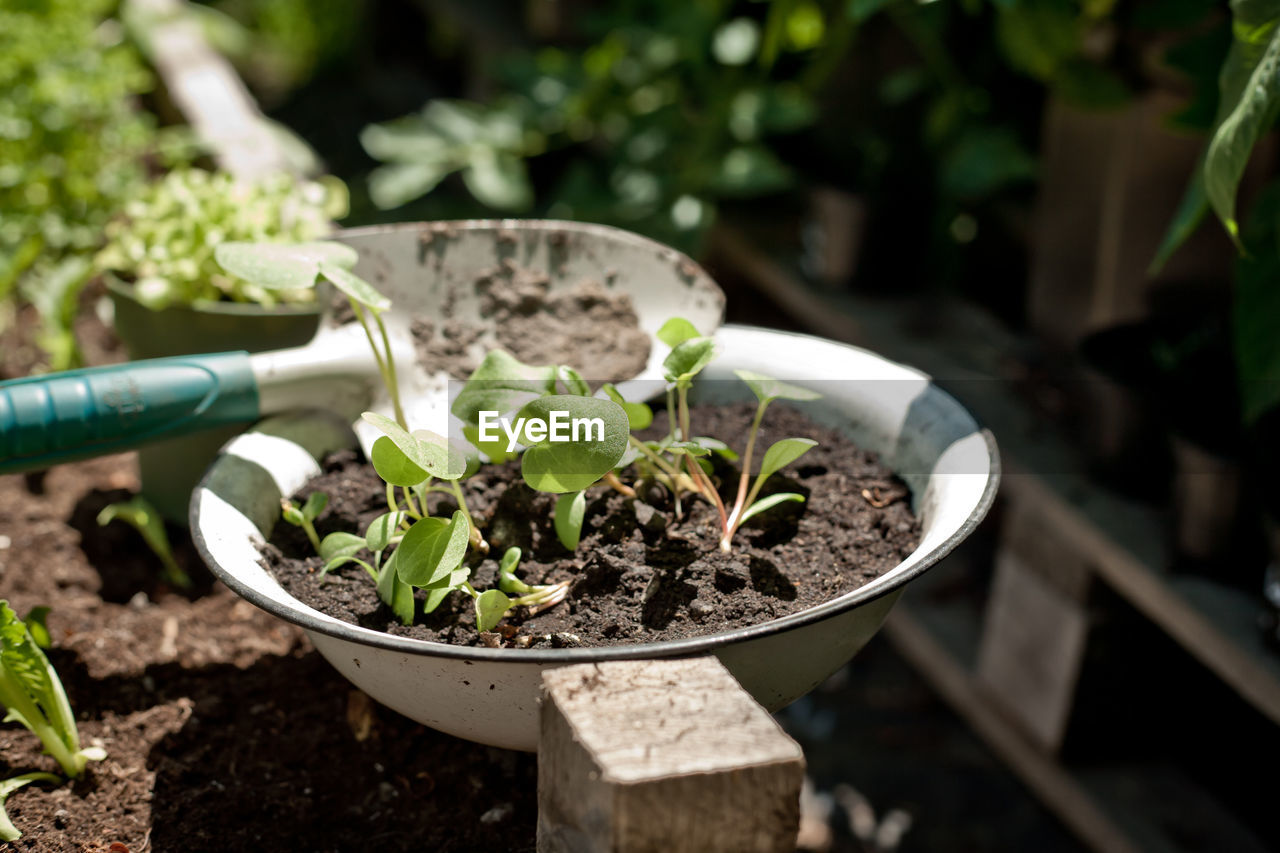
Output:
[
  {"xmin": 281, "ymin": 492, "xmax": 327, "ymax": 554},
  {"xmin": 97, "ymin": 495, "xmax": 192, "ymax": 588},
  {"xmin": 0, "ymin": 603, "xmax": 105, "ymax": 780}
]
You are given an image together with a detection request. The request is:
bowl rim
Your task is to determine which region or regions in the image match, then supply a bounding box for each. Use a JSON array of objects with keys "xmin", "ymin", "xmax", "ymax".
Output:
[{"xmin": 192, "ymin": 325, "xmax": 1001, "ymax": 663}]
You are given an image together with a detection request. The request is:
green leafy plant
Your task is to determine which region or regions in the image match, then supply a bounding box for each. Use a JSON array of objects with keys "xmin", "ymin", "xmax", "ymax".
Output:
[
  {"xmin": 360, "ymin": 0, "xmax": 855, "ymax": 250},
  {"xmin": 0, "ymin": 0, "xmax": 159, "ymax": 370},
  {"xmin": 0, "ymin": 601, "xmax": 105, "ymax": 829},
  {"xmin": 97, "ymin": 495, "xmax": 192, "ymax": 589},
  {"xmin": 95, "ymin": 167, "xmax": 348, "ymax": 310}
]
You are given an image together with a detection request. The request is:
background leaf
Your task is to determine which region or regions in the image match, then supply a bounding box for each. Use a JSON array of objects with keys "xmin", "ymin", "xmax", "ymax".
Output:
[{"xmin": 1202, "ymin": 0, "xmax": 1280, "ymax": 244}]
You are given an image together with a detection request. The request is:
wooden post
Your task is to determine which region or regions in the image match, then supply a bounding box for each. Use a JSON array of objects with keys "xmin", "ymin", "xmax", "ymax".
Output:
[
  {"xmin": 131, "ymin": 0, "xmax": 300, "ymax": 179},
  {"xmin": 538, "ymin": 658, "xmax": 805, "ymax": 853},
  {"xmin": 976, "ymin": 497, "xmax": 1094, "ymax": 754}
]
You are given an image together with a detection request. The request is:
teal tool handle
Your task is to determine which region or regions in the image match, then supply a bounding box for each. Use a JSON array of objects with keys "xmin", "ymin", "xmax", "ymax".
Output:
[{"xmin": 0, "ymin": 352, "xmax": 259, "ymax": 473}]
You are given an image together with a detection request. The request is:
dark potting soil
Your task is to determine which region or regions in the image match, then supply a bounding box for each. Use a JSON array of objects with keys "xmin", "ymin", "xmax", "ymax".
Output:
[
  {"xmin": 0, "ymin": 453, "xmax": 538, "ymax": 853},
  {"xmin": 407, "ymin": 258, "xmax": 651, "ymax": 382},
  {"xmin": 264, "ymin": 403, "xmax": 921, "ymax": 648}
]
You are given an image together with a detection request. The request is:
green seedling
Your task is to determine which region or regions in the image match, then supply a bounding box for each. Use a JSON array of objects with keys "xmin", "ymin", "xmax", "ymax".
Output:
[
  {"xmin": 215, "ymin": 241, "xmax": 408, "ymax": 428},
  {"xmin": 0, "ymin": 771, "xmax": 60, "ymax": 841},
  {"xmin": 281, "ymin": 492, "xmax": 327, "ymax": 554},
  {"xmin": 0, "ymin": 602, "xmax": 106, "ymax": 780},
  {"xmin": 97, "ymin": 495, "xmax": 192, "ymax": 588},
  {"xmin": 632, "ymin": 318, "xmax": 822, "ymax": 551},
  {"xmin": 479, "ymin": 547, "xmax": 569, "ymax": 632}
]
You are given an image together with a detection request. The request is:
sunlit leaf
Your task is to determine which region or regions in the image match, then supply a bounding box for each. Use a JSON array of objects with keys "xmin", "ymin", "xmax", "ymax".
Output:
[{"xmin": 757, "ymin": 437, "xmax": 818, "ymax": 484}]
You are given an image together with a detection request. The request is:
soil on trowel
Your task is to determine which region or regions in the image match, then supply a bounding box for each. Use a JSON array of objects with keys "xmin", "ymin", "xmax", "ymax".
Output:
[
  {"xmin": 410, "ymin": 263, "xmax": 651, "ymax": 382},
  {"xmin": 264, "ymin": 403, "xmax": 921, "ymax": 649}
]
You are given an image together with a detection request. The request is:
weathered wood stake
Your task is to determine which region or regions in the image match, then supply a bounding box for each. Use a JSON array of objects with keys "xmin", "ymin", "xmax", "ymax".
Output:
[{"xmin": 538, "ymin": 657, "xmax": 805, "ymax": 853}]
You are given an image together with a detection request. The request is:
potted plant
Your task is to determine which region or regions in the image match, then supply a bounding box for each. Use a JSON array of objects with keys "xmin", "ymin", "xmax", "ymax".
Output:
[
  {"xmin": 93, "ymin": 166, "xmax": 348, "ymax": 521},
  {"xmin": 189, "ymin": 222, "xmax": 998, "ymax": 751}
]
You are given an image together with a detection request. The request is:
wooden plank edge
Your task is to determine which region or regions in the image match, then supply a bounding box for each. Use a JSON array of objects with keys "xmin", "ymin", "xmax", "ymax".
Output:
[
  {"xmin": 883, "ymin": 605, "xmax": 1141, "ymax": 853},
  {"xmin": 1001, "ymin": 464, "xmax": 1280, "ymax": 727}
]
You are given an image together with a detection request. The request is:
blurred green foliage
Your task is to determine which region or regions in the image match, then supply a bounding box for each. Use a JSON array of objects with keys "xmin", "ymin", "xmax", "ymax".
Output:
[
  {"xmin": 362, "ymin": 0, "xmax": 849, "ymax": 250},
  {"xmin": 193, "ymin": 0, "xmax": 366, "ymax": 104},
  {"xmin": 0, "ymin": 0, "xmax": 159, "ymax": 369},
  {"xmin": 96, "ymin": 168, "xmax": 349, "ymax": 309}
]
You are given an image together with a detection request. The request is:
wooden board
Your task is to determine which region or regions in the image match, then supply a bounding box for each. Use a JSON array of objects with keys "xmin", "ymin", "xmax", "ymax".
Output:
[{"xmin": 538, "ymin": 658, "xmax": 805, "ymax": 853}]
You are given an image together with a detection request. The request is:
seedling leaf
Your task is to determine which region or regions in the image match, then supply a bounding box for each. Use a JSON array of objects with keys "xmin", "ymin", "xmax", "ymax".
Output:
[
  {"xmin": 364, "ymin": 512, "xmax": 407, "ymax": 552},
  {"xmin": 518, "ymin": 395, "xmax": 629, "ymax": 493},
  {"xmin": 423, "ymin": 568, "xmax": 470, "ymax": 613},
  {"xmin": 320, "ymin": 531, "xmax": 366, "ymax": 563},
  {"xmin": 320, "ymin": 554, "xmax": 377, "ymax": 581},
  {"xmin": 740, "ymin": 492, "xmax": 806, "ymax": 524},
  {"xmin": 464, "ymin": 424, "xmax": 517, "ymax": 463},
  {"xmin": 363, "ymin": 414, "xmax": 464, "ymax": 481},
  {"xmin": 668, "ymin": 441, "xmax": 711, "ymax": 457},
  {"xmin": 96, "ymin": 496, "xmax": 191, "ymax": 588},
  {"xmin": 370, "ymin": 436, "xmax": 428, "ymax": 486},
  {"xmin": 601, "ymin": 383, "xmax": 654, "ymax": 429},
  {"xmin": 734, "ymin": 370, "xmax": 822, "ymax": 404},
  {"xmin": 411, "ymin": 429, "xmax": 472, "ymax": 480},
  {"xmin": 557, "ymin": 365, "xmax": 591, "ymax": 397},
  {"xmin": 497, "ymin": 547, "xmax": 535, "ymax": 594},
  {"xmin": 301, "ymin": 492, "xmax": 328, "ymax": 521},
  {"xmin": 214, "ymin": 241, "xmax": 357, "ymax": 291},
  {"xmin": 554, "ymin": 491, "xmax": 586, "ymax": 550},
  {"xmin": 657, "ymin": 317, "xmax": 701, "ymax": 347},
  {"xmin": 757, "ymin": 438, "xmax": 818, "ymax": 484},
  {"xmin": 475, "ymin": 589, "xmax": 512, "ymax": 633},
  {"xmin": 395, "ymin": 511, "xmax": 470, "ymax": 587},
  {"xmin": 376, "ymin": 551, "xmax": 415, "ymax": 625},
  {"xmin": 0, "ymin": 602, "xmax": 100, "ymax": 778},
  {"xmin": 662, "ymin": 337, "xmax": 715, "ymax": 385},
  {"xmin": 693, "ymin": 436, "xmax": 739, "ymax": 461},
  {"xmin": 318, "ymin": 261, "xmax": 392, "ymax": 312},
  {"xmin": 452, "ymin": 350, "xmax": 557, "ymax": 425}
]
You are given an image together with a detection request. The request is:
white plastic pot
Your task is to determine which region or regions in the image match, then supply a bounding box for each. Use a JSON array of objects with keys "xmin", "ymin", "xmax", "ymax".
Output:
[{"xmin": 192, "ymin": 324, "xmax": 997, "ymax": 751}]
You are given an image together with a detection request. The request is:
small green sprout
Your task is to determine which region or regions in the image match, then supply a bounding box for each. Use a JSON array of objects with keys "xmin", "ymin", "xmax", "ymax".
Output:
[
  {"xmin": 635, "ymin": 318, "xmax": 822, "ymax": 551},
  {"xmin": 281, "ymin": 492, "xmax": 328, "ymax": 554},
  {"xmin": 0, "ymin": 602, "xmax": 106, "ymax": 780},
  {"xmin": 97, "ymin": 495, "xmax": 192, "ymax": 588},
  {"xmin": 477, "ymin": 547, "xmax": 569, "ymax": 632}
]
